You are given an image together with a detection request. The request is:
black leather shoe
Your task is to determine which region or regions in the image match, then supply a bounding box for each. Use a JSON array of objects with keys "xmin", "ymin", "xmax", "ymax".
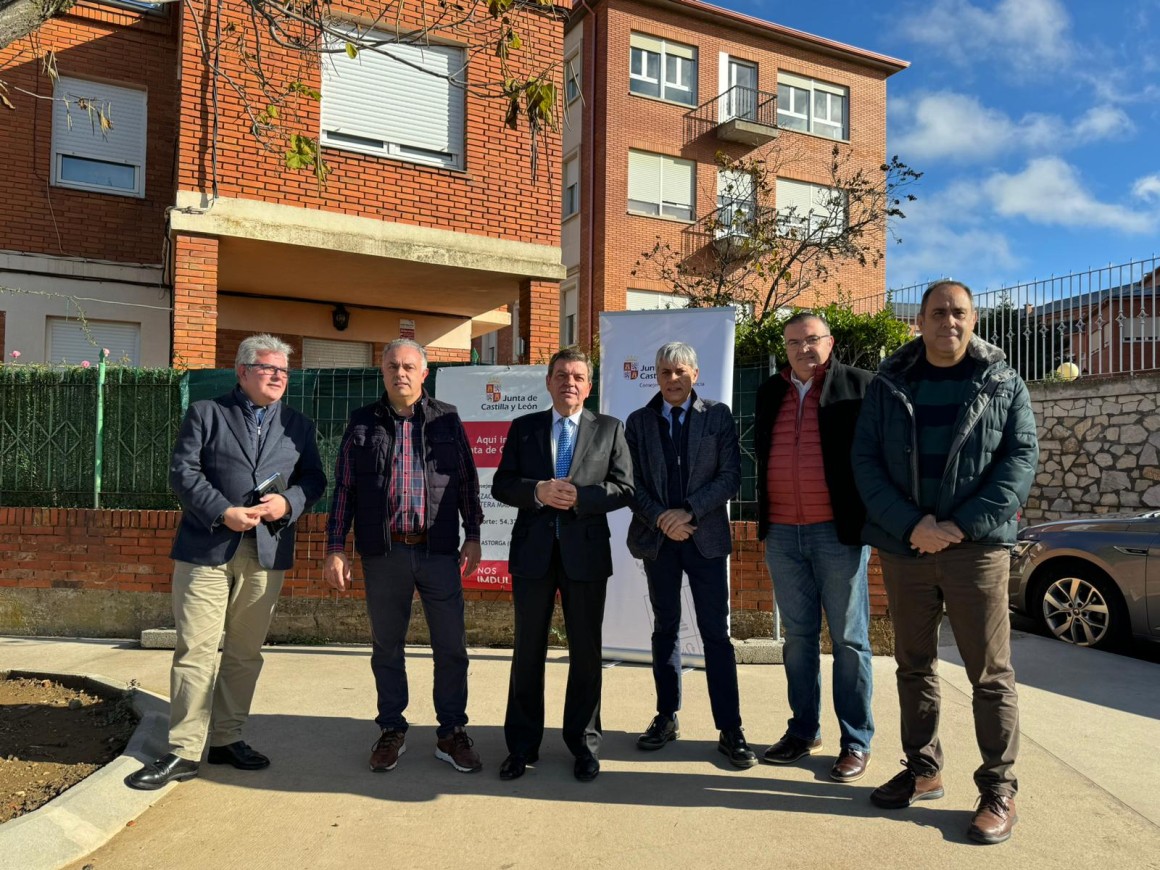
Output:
[
  {"xmin": 499, "ymin": 752, "xmax": 538, "ymax": 781},
  {"xmin": 761, "ymin": 733, "xmax": 823, "ymax": 765},
  {"xmin": 718, "ymin": 728, "xmax": 758, "ymax": 769},
  {"xmin": 636, "ymin": 714, "xmax": 679, "ymax": 751},
  {"xmin": 207, "ymin": 741, "xmax": 270, "ymax": 770},
  {"xmin": 125, "ymin": 754, "xmax": 200, "ymax": 791},
  {"xmin": 573, "ymin": 754, "xmax": 600, "ymax": 782}
]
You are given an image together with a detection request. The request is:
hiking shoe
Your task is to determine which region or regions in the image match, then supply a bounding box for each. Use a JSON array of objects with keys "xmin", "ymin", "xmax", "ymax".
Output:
[
  {"xmin": 435, "ymin": 726, "xmax": 483, "ymax": 773},
  {"xmin": 370, "ymin": 729, "xmax": 406, "ymax": 772},
  {"xmin": 870, "ymin": 761, "xmax": 945, "ymax": 809}
]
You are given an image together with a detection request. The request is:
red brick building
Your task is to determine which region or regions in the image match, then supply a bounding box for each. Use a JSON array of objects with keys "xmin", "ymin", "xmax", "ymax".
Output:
[
  {"xmin": 1, "ymin": 0, "xmax": 564, "ymax": 368},
  {"xmin": 477, "ymin": 0, "xmax": 906, "ymax": 360}
]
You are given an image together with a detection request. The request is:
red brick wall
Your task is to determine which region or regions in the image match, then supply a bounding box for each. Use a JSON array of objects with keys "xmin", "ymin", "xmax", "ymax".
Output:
[
  {"xmin": 520, "ymin": 279, "xmax": 561, "ymax": 364},
  {"xmin": 175, "ymin": 0, "xmax": 561, "ymax": 250},
  {"xmin": 0, "ymin": 2, "xmax": 177, "ymax": 265},
  {"xmin": 172, "ymin": 234, "xmax": 219, "ymax": 368},
  {"xmin": 0, "ymin": 509, "xmax": 887, "ymax": 618},
  {"xmin": 576, "ymin": 0, "xmax": 893, "ymax": 347}
]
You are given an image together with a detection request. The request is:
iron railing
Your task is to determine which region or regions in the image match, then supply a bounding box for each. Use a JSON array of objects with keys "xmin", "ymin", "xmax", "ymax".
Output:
[{"xmin": 687, "ymin": 85, "xmax": 778, "ymax": 130}]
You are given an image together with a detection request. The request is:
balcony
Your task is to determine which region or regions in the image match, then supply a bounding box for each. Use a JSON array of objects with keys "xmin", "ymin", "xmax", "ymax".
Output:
[
  {"xmin": 688, "ymin": 86, "xmax": 779, "ymax": 147},
  {"xmin": 685, "ymin": 201, "xmax": 775, "ymax": 259}
]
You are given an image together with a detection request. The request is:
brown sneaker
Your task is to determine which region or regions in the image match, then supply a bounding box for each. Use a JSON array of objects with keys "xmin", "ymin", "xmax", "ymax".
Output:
[
  {"xmin": 870, "ymin": 761, "xmax": 945, "ymax": 809},
  {"xmin": 968, "ymin": 792, "xmax": 1017, "ymax": 844},
  {"xmin": 369, "ymin": 729, "xmax": 406, "ymax": 772},
  {"xmin": 435, "ymin": 726, "xmax": 483, "ymax": 773}
]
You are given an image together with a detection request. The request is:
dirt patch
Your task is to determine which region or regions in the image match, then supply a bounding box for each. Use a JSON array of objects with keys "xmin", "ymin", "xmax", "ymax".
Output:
[{"xmin": 0, "ymin": 677, "xmax": 138, "ymax": 824}]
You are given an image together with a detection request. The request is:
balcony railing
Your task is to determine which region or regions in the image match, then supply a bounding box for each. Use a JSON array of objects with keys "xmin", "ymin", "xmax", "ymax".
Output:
[{"xmin": 687, "ymin": 86, "xmax": 779, "ymax": 147}]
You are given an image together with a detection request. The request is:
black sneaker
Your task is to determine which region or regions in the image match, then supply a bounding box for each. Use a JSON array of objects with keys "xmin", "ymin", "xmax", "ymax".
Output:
[
  {"xmin": 718, "ymin": 728, "xmax": 758, "ymax": 769},
  {"xmin": 636, "ymin": 714, "xmax": 679, "ymax": 751},
  {"xmin": 761, "ymin": 733, "xmax": 823, "ymax": 765}
]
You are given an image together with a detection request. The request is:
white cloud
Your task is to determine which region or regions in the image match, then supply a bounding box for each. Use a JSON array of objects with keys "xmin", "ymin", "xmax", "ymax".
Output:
[
  {"xmin": 1074, "ymin": 106, "xmax": 1135, "ymax": 141},
  {"xmin": 900, "ymin": 0, "xmax": 1073, "ymax": 74},
  {"xmin": 1133, "ymin": 173, "xmax": 1160, "ymax": 202},
  {"xmin": 984, "ymin": 157, "xmax": 1155, "ymax": 233},
  {"xmin": 891, "ymin": 92, "xmax": 1136, "ymax": 164}
]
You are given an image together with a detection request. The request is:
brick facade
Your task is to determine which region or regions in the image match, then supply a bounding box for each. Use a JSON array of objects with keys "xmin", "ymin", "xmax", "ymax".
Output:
[
  {"xmin": 0, "ymin": 2, "xmax": 178, "ymax": 266},
  {"xmin": 568, "ymin": 0, "xmax": 902, "ymax": 349},
  {"xmin": 171, "ymin": 234, "xmax": 220, "ymax": 368},
  {"xmin": 519, "ymin": 279, "xmax": 561, "ymax": 364}
]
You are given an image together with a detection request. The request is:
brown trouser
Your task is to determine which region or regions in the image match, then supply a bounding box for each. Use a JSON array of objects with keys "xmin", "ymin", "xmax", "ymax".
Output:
[{"xmin": 880, "ymin": 544, "xmax": 1019, "ymax": 796}]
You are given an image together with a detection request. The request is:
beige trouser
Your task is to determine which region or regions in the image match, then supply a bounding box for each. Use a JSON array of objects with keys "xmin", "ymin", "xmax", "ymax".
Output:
[{"xmin": 169, "ymin": 538, "xmax": 284, "ymax": 759}]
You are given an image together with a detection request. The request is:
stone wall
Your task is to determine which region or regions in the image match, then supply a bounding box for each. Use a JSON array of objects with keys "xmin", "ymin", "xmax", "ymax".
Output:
[{"xmin": 1024, "ymin": 373, "xmax": 1160, "ymax": 523}]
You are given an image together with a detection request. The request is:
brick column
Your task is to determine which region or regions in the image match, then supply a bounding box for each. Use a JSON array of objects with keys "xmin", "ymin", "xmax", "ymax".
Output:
[
  {"xmin": 519, "ymin": 279, "xmax": 559, "ymax": 365},
  {"xmin": 172, "ymin": 233, "xmax": 219, "ymax": 368}
]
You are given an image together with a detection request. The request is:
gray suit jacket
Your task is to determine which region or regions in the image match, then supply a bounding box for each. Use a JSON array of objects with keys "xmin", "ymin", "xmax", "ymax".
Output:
[
  {"xmin": 492, "ymin": 408, "xmax": 634, "ymax": 582},
  {"xmin": 169, "ymin": 389, "xmax": 327, "ymax": 570},
  {"xmin": 624, "ymin": 391, "xmax": 740, "ymax": 561}
]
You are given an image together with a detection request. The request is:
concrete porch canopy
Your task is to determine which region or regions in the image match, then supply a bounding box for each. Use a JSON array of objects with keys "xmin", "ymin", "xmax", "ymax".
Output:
[{"xmin": 168, "ymin": 193, "xmax": 565, "ymax": 366}]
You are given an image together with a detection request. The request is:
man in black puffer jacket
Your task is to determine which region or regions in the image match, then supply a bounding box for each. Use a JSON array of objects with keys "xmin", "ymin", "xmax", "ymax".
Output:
[{"xmin": 853, "ymin": 280, "xmax": 1038, "ymax": 846}]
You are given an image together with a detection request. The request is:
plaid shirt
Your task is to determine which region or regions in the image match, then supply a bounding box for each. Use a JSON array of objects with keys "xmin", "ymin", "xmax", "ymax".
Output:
[{"xmin": 326, "ymin": 396, "xmax": 482, "ymax": 553}]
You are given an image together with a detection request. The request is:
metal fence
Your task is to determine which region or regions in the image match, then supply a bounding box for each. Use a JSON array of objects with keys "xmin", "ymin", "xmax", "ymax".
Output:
[{"xmin": 881, "ymin": 255, "xmax": 1160, "ymax": 382}]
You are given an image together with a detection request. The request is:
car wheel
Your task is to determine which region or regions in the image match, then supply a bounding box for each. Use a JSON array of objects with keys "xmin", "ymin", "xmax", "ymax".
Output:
[{"xmin": 1033, "ymin": 565, "xmax": 1129, "ymax": 651}]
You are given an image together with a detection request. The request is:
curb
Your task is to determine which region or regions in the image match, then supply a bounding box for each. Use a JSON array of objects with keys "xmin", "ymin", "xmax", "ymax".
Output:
[{"xmin": 0, "ymin": 670, "xmax": 172, "ymax": 870}]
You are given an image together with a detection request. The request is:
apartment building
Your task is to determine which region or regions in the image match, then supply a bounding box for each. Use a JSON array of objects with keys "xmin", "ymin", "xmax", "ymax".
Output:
[
  {"xmin": 1, "ymin": 0, "xmax": 564, "ymax": 368},
  {"xmin": 478, "ymin": 0, "xmax": 907, "ymax": 359}
]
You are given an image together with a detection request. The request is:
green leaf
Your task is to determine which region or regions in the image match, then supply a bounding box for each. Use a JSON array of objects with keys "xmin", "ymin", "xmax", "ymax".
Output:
[
  {"xmin": 266, "ymin": 105, "xmax": 279, "ymax": 120},
  {"xmin": 345, "ymin": 42, "xmax": 358, "ymax": 59}
]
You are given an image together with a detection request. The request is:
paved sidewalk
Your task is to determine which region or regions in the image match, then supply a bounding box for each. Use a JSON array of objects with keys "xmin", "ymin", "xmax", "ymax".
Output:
[{"xmin": 1, "ymin": 630, "xmax": 1157, "ymax": 870}]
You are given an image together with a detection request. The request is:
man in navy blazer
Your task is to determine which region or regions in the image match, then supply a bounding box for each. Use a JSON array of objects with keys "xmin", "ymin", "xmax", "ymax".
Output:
[
  {"xmin": 127, "ymin": 334, "xmax": 326, "ymax": 790},
  {"xmin": 624, "ymin": 341, "xmax": 755, "ymax": 768},
  {"xmin": 492, "ymin": 347, "xmax": 634, "ymax": 782}
]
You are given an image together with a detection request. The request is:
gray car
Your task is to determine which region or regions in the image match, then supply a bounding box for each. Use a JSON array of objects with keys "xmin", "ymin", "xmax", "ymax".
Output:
[{"xmin": 1009, "ymin": 511, "xmax": 1160, "ymax": 651}]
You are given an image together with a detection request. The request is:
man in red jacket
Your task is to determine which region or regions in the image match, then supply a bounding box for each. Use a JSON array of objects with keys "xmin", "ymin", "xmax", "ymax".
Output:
[{"xmin": 754, "ymin": 313, "xmax": 875, "ymax": 783}]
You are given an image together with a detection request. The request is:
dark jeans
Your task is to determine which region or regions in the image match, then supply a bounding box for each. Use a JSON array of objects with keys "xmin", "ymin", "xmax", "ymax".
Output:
[
  {"xmin": 643, "ymin": 538, "xmax": 741, "ymax": 731},
  {"xmin": 505, "ymin": 543, "xmax": 607, "ymax": 759},
  {"xmin": 880, "ymin": 544, "xmax": 1019, "ymax": 796},
  {"xmin": 362, "ymin": 544, "xmax": 469, "ymax": 738},
  {"xmin": 763, "ymin": 523, "xmax": 874, "ymax": 753}
]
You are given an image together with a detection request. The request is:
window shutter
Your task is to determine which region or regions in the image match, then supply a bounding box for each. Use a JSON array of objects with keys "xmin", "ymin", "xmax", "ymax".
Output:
[
  {"xmin": 628, "ymin": 151, "xmax": 662, "ymax": 204},
  {"xmin": 662, "ymin": 157, "xmax": 693, "ymax": 208},
  {"xmin": 630, "ymin": 33, "xmax": 664, "ymax": 54},
  {"xmin": 776, "ymin": 178, "xmax": 816, "ymax": 216},
  {"xmin": 322, "ymin": 32, "xmax": 465, "ymax": 164},
  {"xmin": 47, "ymin": 319, "xmax": 140, "ymax": 366},
  {"xmin": 302, "ymin": 338, "xmax": 373, "ymax": 368},
  {"xmin": 53, "ymin": 77, "xmax": 147, "ymax": 167}
]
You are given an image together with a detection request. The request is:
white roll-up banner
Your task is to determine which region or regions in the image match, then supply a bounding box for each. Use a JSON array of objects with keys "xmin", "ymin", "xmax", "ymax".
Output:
[
  {"xmin": 435, "ymin": 366, "xmax": 550, "ymax": 592},
  {"xmin": 599, "ymin": 307, "xmax": 737, "ymax": 665}
]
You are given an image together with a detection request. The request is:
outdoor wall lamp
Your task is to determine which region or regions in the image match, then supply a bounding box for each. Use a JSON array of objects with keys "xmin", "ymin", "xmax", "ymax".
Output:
[{"xmin": 332, "ymin": 304, "xmax": 350, "ymax": 331}]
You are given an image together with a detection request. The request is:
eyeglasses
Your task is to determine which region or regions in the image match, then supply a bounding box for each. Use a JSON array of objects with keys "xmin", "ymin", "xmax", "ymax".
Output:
[
  {"xmin": 246, "ymin": 363, "xmax": 289, "ymax": 377},
  {"xmin": 785, "ymin": 335, "xmax": 831, "ymax": 350}
]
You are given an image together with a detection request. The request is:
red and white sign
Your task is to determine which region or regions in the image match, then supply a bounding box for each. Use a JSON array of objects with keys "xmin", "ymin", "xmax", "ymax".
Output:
[{"xmin": 436, "ymin": 366, "xmax": 550, "ymax": 591}]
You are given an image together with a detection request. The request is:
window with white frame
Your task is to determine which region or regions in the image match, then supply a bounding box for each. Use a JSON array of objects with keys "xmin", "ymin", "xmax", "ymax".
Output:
[
  {"xmin": 47, "ymin": 318, "xmax": 141, "ymax": 366},
  {"xmin": 717, "ymin": 168, "xmax": 756, "ymax": 237},
  {"xmin": 565, "ymin": 52, "xmax": 582, "ymax": 103},
  {"xmin": 52, "ymin": 77, "xmax": 147, "ymax": 197},
  {"xmin": 628, "ymin": 150, "xmax": 695, "ymax": 221},
  {"xmin": 777, "ymin": 72, "xmax": 848, "ymax": 140},
  {"xmin": 321, "ymin": 30, "xmax": 466, "ymax": 170},
  {"xmin": 562, "ymin": 154, "xmax": 580, "ymax": 219},
  {"xmin": 560, "ymin": 282, "xmax": 578, "ymax": 345},
  {"xmin": 776, "ymin": 178, "xmax": 846, "ymax": 240},
  {"xmin": 626, "ymin": 289, "xmax": 689, "ymax": 310},
  {"xmin": 302, "ymin": 337, "xmax": 373, "ymax": 367},
  {"xmin": 629, "ymin": 34, "xmax": 697, "ymax": 106},
  {"xmin": 1122, "ymin": 315, "xmax": 1159, "ymax": 342}
]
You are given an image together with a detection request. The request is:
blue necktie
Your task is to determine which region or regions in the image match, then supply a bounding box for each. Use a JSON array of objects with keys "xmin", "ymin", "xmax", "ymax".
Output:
[{"xmin": 555, "ymin": 418, "xmax": 574, "ymax": 536}]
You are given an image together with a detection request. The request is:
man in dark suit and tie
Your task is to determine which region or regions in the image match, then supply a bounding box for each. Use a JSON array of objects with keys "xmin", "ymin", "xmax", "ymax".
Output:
[
  {"xmin": 492, "ymin": 347, "xmax": 634, "ymax": 782},
  {"xmin": 127, "ymin": 334, "xmax": 326, "ymax": 790},
  {"xmin": 624, "ymin": 341, "xmax": 756, "ymax": 768}
]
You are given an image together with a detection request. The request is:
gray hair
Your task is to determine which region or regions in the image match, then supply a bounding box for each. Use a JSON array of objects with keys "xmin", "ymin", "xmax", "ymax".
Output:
[
  {"xmin": 235, "ymin": 334, "xmax": 292, "ymax": 368},
  {"xmin": 382, "ymin": 338, "xmax": 428, "ymax": 371},
  {"xmin": 655, "ymin": 341, "xmax": 698, "ymax": 370},
  {"xmin": 782, "ymin": 311, "xmax": 830, "ymax": 333}
]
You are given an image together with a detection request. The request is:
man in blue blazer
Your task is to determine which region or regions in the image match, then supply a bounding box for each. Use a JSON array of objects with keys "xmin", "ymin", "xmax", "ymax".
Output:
[
  {"xmin": 624, "ymin": 341, "xmax": 755, "ymax": 768},
  {"xmin": 492, "ymin": 347, "xmax": 634, "ymax": 783},
  {"xmin": 127, "ymin": 334, "xmax": 326, "ymax": 790}
]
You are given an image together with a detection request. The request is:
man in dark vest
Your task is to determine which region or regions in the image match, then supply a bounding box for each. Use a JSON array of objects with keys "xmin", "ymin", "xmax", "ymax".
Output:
[
  {"xmin": 755, "ymin": 313, "xmax": 875, "ymax": 783},
  {"xmin": 324, "ymin": 339, "xmax": 485, "ymax": 775}
]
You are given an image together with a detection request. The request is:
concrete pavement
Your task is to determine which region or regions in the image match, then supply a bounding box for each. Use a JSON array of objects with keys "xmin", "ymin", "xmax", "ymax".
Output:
[{"xmin": 0, "ymin": 629, "xmax": 1157, "ymax": 870}]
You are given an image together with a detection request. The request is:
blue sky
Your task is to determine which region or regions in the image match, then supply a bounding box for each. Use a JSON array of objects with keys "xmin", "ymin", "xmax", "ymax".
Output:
[{"xmin": 721, "ymin": 0, "xmax": 1160, "ymax": 294}]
